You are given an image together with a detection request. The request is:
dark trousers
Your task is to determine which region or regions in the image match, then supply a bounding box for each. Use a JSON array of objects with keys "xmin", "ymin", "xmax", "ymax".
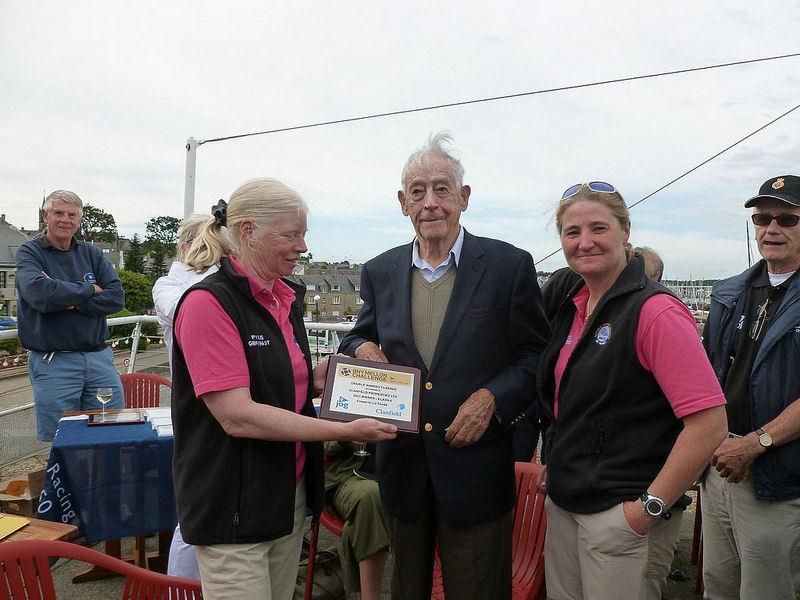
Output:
[{"xmin": 389, "ymin": 482, "xmax": 512, "ymax": 600}]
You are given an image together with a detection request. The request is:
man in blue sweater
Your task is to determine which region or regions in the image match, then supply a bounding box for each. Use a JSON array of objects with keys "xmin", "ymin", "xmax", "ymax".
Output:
[{"xmin": 16, "ymin": 190, "xmax": 125, "ymax": 441}]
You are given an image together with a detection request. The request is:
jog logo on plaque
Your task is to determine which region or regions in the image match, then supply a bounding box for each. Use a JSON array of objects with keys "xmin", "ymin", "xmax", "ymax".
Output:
[{"xmin": 320, "ymin": 356, "xmax": 422, "ymax": 433}]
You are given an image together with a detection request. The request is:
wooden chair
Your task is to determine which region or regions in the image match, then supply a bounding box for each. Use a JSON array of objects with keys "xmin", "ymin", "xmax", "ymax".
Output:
[
  {"xmin": 431, "ymin": 461, "xmax": 548, "ymax": 600},
  {"xmin": 119, "ymin": 372, "xmax": 171, "ymax": 409},
  {"xmin": 0, "ymin": 539, "xmax": 202, "ymax": 599}
]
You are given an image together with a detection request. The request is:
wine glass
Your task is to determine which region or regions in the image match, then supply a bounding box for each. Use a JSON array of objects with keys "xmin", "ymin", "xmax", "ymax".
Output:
[
  {"xmin": 96, "ymin": 387, "xmax": 113, "ymax": 422},
  {"xmin": 352, "ymin": 441, "xmax": 370, "ymax": 457}
]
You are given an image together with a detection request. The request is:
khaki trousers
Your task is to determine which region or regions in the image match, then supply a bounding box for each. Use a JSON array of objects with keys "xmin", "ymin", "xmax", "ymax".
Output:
[
  {"xmin": 544, "ymin": 498, "xmax": 649, "ymax": 600},
  {"xmin": 195, "ymin": 482, "xmax": 307, "ymax": 600},
  {"xmin": 639, "ymin": 508, "xmax": 683, "ymax": 600},
  {"xmin": 701, "ymin": 470, "xmax": 800, "ymax": 600}
]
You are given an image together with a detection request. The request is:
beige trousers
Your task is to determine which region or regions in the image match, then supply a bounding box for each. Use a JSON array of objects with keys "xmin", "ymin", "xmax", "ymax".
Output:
[
  {"xmin": 195, "ymin": 482, "xmax": 307, "ymax": 600},
  {"xmin": 639, "ymin": 508, "xmax": 684, "ymax": 600},
  {"xmin": 544, "ymin": 498, "xmax": 649, "ymax": 600},
  {"xmin": 701, "ymin": 470, "xmax": 800, "ymax": 600}
]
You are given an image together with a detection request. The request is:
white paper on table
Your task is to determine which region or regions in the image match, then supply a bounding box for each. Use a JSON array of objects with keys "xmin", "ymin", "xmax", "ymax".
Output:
[
  {"xmin": 149, "ymin": 417, "xmax": 172, "ymax": 428},
  {"xmin": 144, "ymin": 408, "xmax": 171, "ymax": 420},
  {"xmin": 59, "ymin": 415, "xmax": 89, "ymax": 421}
]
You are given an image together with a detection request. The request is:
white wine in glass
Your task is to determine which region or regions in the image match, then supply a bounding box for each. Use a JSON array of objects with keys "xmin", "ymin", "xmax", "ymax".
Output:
[{"xmin": 96, "ymin": 387, "xmax": 113, "ymax": 423}]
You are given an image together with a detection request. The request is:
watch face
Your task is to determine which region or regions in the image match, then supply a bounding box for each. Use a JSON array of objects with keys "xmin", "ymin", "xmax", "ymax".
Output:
[
  {"xmin": 758, "ymin": 432, "xmax": 773, "ymax": 447},
  {"xmin": 644, "ymin": 499, "xmax": 663, "ymax": 517}
]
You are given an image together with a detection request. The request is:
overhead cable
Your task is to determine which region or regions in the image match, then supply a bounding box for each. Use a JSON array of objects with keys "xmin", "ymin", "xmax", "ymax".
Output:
[
  {"xmin": 534, "ymin": 101, "xmax": 800, "ymax": 266},
  {"xmin": 199, "ymin": 52, "xmax": 800, "ymax": 145}
]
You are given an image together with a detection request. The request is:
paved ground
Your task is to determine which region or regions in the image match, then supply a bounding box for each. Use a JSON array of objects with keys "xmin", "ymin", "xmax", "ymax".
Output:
[
  {"xmin": 0, "ymin": 346, "xmax": 170, "ymax": 411},
  {"xmin": 0, "ymin": 346, "xmax": 708, "ymax": 599},
  {"xmin": 3, "ymin": 447, "xmax": 705, "ymax": 600}
]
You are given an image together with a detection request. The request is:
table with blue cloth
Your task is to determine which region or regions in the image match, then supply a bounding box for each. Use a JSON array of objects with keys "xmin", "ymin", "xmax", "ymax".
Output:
[{"xmin": 37, "ymin": 414, "xmax": 176, "ymax": 578}]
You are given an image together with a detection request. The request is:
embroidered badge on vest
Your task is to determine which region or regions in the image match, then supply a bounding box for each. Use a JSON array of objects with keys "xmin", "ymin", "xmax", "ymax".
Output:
[
  {"xmin": 248, "ymin": 334, "xmax": 271, "ymax": 347},
  {"xmin": 594, "ymin": 323, "xmax": 612, "ymax": 345}
]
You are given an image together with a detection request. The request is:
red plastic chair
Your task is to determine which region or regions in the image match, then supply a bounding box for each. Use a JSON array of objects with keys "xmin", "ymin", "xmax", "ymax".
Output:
[
  {"xmin": 119, "ymin": 372, "xmax": 173, "ymax": 569},
  {"xmin": 303, "ymin": 507, "xmax": 346, "ymax": 599},
  {"xmin": 431, "ymin": 461, "xmax": 548, "ymax": 600},
  {"xmin": 0, "ymin": 539, "xmax": 203, "ymax": 599},
  {"xmin": 303, "ymin": 453, "xmax": 347, "ymax": 600},
  {"xmin": 120, "ymin": 373, "xmax": 171, "ymax": 409}
]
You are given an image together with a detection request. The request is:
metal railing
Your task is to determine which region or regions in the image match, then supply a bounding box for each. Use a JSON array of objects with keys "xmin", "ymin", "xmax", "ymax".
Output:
[{"xmin": 0, "ymin": 317, "xmax": 354, "ymax": 467}]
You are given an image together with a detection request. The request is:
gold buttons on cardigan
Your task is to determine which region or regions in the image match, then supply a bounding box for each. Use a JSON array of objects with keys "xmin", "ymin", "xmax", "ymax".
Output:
[
  {"xmin": 424, "ymin": 423, "xmax": 433, "ymax": 432},
  {"xmin": 425, "ymin": 381, "xmax": 433, "ymax": 390}
]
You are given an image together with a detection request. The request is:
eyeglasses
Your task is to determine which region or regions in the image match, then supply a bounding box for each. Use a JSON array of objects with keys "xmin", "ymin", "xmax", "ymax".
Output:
[
  {"xmin": 751, "ymin": 213, "xmax": 800, "ymax": 228},
  {"xmin": 561, "ymin": 181, "xmax": 616, "ymax": 200}
]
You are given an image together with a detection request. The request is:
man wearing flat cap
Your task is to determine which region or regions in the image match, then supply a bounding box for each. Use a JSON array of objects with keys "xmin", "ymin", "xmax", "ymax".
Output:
[{"xmin": 702, "ymin": 175, "xmax": 800, "ymax": 599}]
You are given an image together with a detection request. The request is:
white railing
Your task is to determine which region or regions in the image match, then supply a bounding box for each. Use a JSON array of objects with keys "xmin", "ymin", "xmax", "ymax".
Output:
[
  {"xmin": 0, "ymin": 315, "xmax": 160, "ymax": 374},
  {"xmin": 0, "ymin": 317, "xmax": 355, "ymax": 466},
  {"xmin": 0, "ymin": 315, "xmax": 354, "ymax": 399}
]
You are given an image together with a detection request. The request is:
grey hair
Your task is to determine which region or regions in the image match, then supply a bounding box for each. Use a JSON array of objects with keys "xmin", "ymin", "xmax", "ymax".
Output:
[
  {"xmin": 43, "ymin": 190, "xmax": 83, "ymax": 217},
  {"xmin": 185, "ymin": 178, "xmax": 308, "ymax": 272},
  {"xmin": 632, "ymin": 246, "xmax": 664, "ymax": 282},
  {"xmin": 401, "ymin": 132, "xmax": 465, "ymax": 190}
]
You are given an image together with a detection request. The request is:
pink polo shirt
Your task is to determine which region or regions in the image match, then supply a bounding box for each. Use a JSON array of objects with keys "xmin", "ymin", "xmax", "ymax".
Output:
[
  {"xmin": 174, "ymin": 256, "xmax": 309, "ymax": 483},
  {"xmin": 553, "ymin": 285, "xmax": 725, "ymax": 419}
]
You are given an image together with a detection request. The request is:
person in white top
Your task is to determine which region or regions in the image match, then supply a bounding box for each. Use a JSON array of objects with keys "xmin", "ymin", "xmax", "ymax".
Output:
[
  {"xmin": 152, "ymin": 212, "xmax": 221, "ymax": 580},
  {"xmin": 153, "ymin": 213, "xmax": 221, "ymax": 371}
]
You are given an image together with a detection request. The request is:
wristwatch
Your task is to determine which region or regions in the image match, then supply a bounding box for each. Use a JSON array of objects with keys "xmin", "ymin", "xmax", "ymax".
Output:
[
  {"xmin": 756, "ymin": 428, "xmax": 773, "ymax": 449},
  {"xmin": 640, "ymin": 492, "xmax": 671, "ymax": 520}
]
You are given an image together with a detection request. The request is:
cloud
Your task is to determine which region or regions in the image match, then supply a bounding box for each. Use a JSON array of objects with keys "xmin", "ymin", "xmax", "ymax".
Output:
[{"xmin": 1, "ymin": 0, "xmax": 799, "ymax": 277}]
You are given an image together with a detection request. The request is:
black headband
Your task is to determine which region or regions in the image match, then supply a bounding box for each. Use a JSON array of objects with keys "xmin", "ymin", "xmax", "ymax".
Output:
[{"xmin": 211, "ymin": 199, "xmax": 227, "ymax": 228}]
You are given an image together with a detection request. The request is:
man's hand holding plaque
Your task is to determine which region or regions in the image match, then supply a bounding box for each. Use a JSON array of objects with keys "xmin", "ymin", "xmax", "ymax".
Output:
[{"xmin": 320, "ymin": 354, "xmax": 422, "ymax": 434}]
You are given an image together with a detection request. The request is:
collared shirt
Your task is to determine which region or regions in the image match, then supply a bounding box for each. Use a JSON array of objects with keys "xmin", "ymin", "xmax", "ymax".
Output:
[
  {"xmin": 411, "ymin": 227, "xmax": 464, "ymax": 283},
  {"xmin": 174, "ymin": 255, "xmax": 309, "ymax": 483}
]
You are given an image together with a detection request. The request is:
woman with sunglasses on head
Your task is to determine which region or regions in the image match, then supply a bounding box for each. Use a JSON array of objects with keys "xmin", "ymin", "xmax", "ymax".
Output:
[
  {"xmin": 170, "ymin": 178, "xmax": 397, "ymax": 600},
  {"xmin": 536, "ymin": 182, "xmax": 728, "ymax": 600}
]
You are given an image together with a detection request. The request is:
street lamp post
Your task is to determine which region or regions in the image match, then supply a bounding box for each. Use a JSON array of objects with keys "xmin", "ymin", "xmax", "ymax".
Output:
[{"xmin": 313, "ymin": 295, "xmax": 321, "ymax": 322}]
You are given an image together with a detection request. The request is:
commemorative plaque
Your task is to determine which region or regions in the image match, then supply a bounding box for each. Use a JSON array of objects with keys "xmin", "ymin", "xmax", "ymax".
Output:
[{"xmin": 320, "ymin": 356, "xmax": 421, "ymax": 433}]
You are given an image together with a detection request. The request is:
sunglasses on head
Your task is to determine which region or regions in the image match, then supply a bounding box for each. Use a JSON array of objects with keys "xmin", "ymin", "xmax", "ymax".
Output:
[
  {"xmin": 751, "ymin": 213, "xmax": 800, "ymax": 228},
  {"xmin": 562, "ymin": 181, "xmax": 616, "ymax": 200}
]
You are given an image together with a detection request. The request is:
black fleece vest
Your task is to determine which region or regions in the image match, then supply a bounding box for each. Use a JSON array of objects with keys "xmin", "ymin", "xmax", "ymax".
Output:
[
  {"xmin": 171, "ymin": 257, "xmax": 323, "ymax": 545},
  {"xmin": 539, "ymin": 256, "xmax": 682, "ymax": 514}
]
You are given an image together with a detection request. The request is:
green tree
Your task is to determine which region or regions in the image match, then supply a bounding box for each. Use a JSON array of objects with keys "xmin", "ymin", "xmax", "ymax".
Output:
[
  {"xmin": 144, "ymin": 216, "xmax": 181, "ymax": 257},
  {"xmin": 146, "ymin": 244, "xmax": 168, "ymax": 281},
  {"xmin": 125, "ymin": 234, "xmax": 146, "ymax": 273},
  {"xmin": 82, "ymin": 204, "xmax": 118, "ymax": 243},
  {"xmin": 118, "ymin": 269, "xmax": 153, "ymax": 313}
]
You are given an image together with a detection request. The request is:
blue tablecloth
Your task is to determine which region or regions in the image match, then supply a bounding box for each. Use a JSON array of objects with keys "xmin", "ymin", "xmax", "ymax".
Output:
[{"xmin": 37, "ymin": 418, "xmax": 177, "ymax": 544}]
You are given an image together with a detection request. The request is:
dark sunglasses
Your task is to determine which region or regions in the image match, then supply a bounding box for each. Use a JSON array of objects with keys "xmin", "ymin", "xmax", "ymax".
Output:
[
  {"xmin": 751, "ymin": 213, "xmax": 800, "ymax": 228},
  {"xmin": 562, "ymin": 181, "xmax": 616, "ymax": 200}
]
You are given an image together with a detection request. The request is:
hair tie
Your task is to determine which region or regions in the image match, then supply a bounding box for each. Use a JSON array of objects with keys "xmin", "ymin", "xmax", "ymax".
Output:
[{"xmin": 211, "ymin": 199, "xmax": 227, "ymax": 228}]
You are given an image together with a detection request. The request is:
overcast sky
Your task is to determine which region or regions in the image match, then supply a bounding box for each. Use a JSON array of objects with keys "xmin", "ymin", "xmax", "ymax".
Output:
[{"xmin": 2, "ymin": 1, "xmax": 799, "ymax": 278}]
